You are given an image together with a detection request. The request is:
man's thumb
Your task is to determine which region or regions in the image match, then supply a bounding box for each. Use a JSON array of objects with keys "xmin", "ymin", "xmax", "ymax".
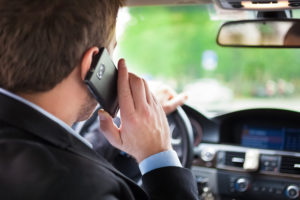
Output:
[{"xmin": 98, "ymin": 110, "xmax": 122, "ymax": 148}]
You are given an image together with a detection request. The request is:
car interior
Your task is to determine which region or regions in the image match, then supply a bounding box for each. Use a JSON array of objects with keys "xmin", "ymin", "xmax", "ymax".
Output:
[{"xmin": 78, "ymin": 0, "xmax": 300, "ymax": 199}]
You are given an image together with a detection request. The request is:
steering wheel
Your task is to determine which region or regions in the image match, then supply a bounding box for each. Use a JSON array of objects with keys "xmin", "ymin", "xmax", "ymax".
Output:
[
  {"xmin": 167, "ymin": 107, "xmax": 194, "ymax": 168},
  {"xmin": 78, "ymin": 106, "xmax": 194, "ymax": 181}
]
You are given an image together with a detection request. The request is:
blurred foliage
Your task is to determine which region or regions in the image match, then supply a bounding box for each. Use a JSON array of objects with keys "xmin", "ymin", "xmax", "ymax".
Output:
[{"xmin": 119, "ymin": 5, "xmax": 300, "ymax": 96}]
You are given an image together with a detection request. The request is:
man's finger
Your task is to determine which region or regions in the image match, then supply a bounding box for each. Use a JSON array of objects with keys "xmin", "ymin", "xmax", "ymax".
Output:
[
  {"xmin": 129, "ymin": 74, "xmax": 147, "ymax": 110},
  {"xmin": 143, "ymin": 79, "xmax": 152, "ymax": 104},
  {"xmin": 163, "ymin": 85, "xmax": 177, "ymax": 100},
  {"xmin": 163, "ymin": 93, "xmax": 188, "ymax": 115},
  {"xmin": 98, "ymin": 110, "xmax": 122, "ymax": 148},
  {"xmin": 117, "ymin": 59, "xmax": 135, "ymax": 116}
]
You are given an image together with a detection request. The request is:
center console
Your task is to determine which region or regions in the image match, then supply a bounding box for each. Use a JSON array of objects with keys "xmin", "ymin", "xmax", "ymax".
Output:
[
  {"xmin": 192, "ymin": 144, "xmax": 300, "ymax": 200},
  {"xmin": 185, "ymin": 108, "xmax": 300, "ymax": 200}
]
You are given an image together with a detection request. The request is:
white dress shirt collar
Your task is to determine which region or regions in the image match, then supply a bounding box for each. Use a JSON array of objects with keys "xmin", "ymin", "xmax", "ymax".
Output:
[{"xmin": 0, "ymin": 88, "xmax": 93, "ymax": 148}]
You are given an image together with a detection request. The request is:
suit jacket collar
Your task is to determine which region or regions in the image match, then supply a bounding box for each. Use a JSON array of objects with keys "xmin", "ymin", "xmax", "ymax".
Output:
[
  {"xmin": 0, "ymin": 92, "xmax": 148, "ymax": 199},
  {"xmin": 0, "ymin": 92, "xmax": 124, "ymax": 177}
]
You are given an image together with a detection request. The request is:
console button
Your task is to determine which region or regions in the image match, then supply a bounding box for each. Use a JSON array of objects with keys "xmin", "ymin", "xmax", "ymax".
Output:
[
  {"xmin": 201, "ymin": 148, "xmax": 215, "ymax": 162},
  {"xmin": 286, "ymin": 185, "xmax": 299, "ymax": 199},
  {"xmin": 275, "ymin": 188, "xmax": 283, "ymax": 195},
  {"xmin": 268, "ymin": 187, "xmax": 274, "ymax": 193},
  {"xmin": 235, "ymin": 178, "xmax": 250, "ymax": 193},
  {"xmin": 261, "ymin": 186, "xmax": 267, "ymax": 192},
  {"xmin": 264, "ymin": 161, "xmax": 270, "ymax": 167},
  {"xmin": 271, "ymin": 161, "xmax": 278, "ymax": 167},
  {"xmin": 253, "ymin": 186, "xmax": 259, "ymax": 192}
]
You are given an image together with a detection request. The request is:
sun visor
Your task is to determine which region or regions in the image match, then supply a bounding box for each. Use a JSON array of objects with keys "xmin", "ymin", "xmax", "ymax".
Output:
[{"xmin": 126, "ymin": 0, "xmax": 211, "ymax": 7}]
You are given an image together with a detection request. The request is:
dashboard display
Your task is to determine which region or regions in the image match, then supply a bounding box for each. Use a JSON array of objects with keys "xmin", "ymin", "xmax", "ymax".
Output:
[{"xmin": 241, "ymin": 125, "xmax": 300, "ymax": 151}]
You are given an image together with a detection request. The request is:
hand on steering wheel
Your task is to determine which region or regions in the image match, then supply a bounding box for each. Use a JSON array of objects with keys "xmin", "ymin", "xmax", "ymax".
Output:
[{"xmin": 148, "ymin": 81, "xmax": 188, "ymax": 115}]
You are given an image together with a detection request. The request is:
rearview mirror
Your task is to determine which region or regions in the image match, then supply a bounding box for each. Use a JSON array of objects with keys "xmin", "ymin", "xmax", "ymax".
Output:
[{"xmin": 217, "ymin": 19, "xmax": 300, "ymax": 48}]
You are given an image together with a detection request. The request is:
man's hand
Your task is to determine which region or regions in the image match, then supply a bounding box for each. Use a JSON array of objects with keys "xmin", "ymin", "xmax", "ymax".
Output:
[
  {"xmin": 149, "ymin": 82, "xmax": 188, "ymax": 115},
  {"xmin": 98, "ymin": 59, "xmax": 172, "ymax": 163}
]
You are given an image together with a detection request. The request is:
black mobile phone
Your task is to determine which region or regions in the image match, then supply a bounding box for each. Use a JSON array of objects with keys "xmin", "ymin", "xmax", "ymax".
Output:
[{"xmin": 84, "ymin": 48, "xmax": 119, "ymax": 117}]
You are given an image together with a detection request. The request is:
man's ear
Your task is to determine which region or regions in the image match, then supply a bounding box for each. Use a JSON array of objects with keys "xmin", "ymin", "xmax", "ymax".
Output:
[{"xmin": 80, "ymin": 47, "xmax": 99, "ymax": 81}]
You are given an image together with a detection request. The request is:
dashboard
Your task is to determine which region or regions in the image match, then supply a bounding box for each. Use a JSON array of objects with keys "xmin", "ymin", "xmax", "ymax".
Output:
[
  {"xmin": 80, "ymin": 105, "xmax": 300, "ymax": 200},
  {"xmin": 240, "ymin": 125, "xmax": 300, "ymax": 152},
  {"xmin": 182, "ymin": 105, "xmax": 300, "ymax": 200},
  {"xmin": 218, "ymin": 109, "xmax": 300, "ymax": 153}
]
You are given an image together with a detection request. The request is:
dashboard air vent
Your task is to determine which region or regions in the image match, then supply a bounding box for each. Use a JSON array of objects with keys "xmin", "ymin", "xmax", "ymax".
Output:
[
  {"xmin": 280, "ymin": 156, "xmax": 300, "ymax": 175},
  {"xmin": 225, "ymin": 151, "xmax": 245, "ymax": 168}
]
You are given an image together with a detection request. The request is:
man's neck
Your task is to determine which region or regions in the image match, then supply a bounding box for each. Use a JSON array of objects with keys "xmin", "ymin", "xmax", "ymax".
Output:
[{"xmin": 18, "ymin": 88, "xmax": 78, "ymax": 127}]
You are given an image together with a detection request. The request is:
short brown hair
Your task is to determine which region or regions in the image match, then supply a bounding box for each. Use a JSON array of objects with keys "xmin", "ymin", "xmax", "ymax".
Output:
[{"xmin": 0, "ymin": 0, "xmax": 123, "ymax": 93}]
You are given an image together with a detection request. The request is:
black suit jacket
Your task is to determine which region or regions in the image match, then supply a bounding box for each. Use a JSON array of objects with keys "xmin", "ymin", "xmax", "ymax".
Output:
[{"xmin": 0, "ymin": 93, "xmax": 199, "ymax": 200}]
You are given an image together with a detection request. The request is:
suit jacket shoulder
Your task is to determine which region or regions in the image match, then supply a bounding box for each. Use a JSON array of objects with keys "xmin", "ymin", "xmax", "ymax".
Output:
[
  {"xmin": 0, "ymin": 123, "xmax": 143, "ymax": 200},
  {"xmin": 0, "ymin": 92, "xmax": 199, "ymax": 200}
]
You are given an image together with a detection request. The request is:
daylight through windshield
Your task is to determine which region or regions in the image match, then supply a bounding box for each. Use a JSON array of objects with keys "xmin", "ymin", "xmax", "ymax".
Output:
[{"xmin": 116, "ymin": 5, "xmax": 300, "ymax": 115}]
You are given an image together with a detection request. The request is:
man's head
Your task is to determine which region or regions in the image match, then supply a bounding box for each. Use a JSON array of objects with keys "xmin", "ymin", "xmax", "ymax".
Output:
[
  {"xmin": 0, "ymin": 0, "xmax": 122, "ymax": 92},
  {"xmin": 0, "ymin": 0, "xmax": 123, "ymax": 123},
  {"xmin": 284, "ymin": 22, "xmax": 300, "ymax": 46}
]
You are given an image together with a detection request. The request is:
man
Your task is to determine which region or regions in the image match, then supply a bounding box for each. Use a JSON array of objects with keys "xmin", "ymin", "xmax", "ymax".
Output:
[
  {"xmin": 0, "ymin": 0, "xmax": 199, "ymax": 199},
  {"xmin": 284, "ymin": 22, "xmax": 300, "ymax": 46}
]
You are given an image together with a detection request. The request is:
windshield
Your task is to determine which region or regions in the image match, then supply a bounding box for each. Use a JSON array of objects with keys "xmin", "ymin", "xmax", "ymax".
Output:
[{"xmin": 116, "ymin": 5, "xmax": 300, "ymax": 116}]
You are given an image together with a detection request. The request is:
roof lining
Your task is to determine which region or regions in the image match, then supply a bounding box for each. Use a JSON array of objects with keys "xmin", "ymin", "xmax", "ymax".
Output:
[{"xmin": 125, "ymin": 0, "xmax": 212, "ymax": 7}]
